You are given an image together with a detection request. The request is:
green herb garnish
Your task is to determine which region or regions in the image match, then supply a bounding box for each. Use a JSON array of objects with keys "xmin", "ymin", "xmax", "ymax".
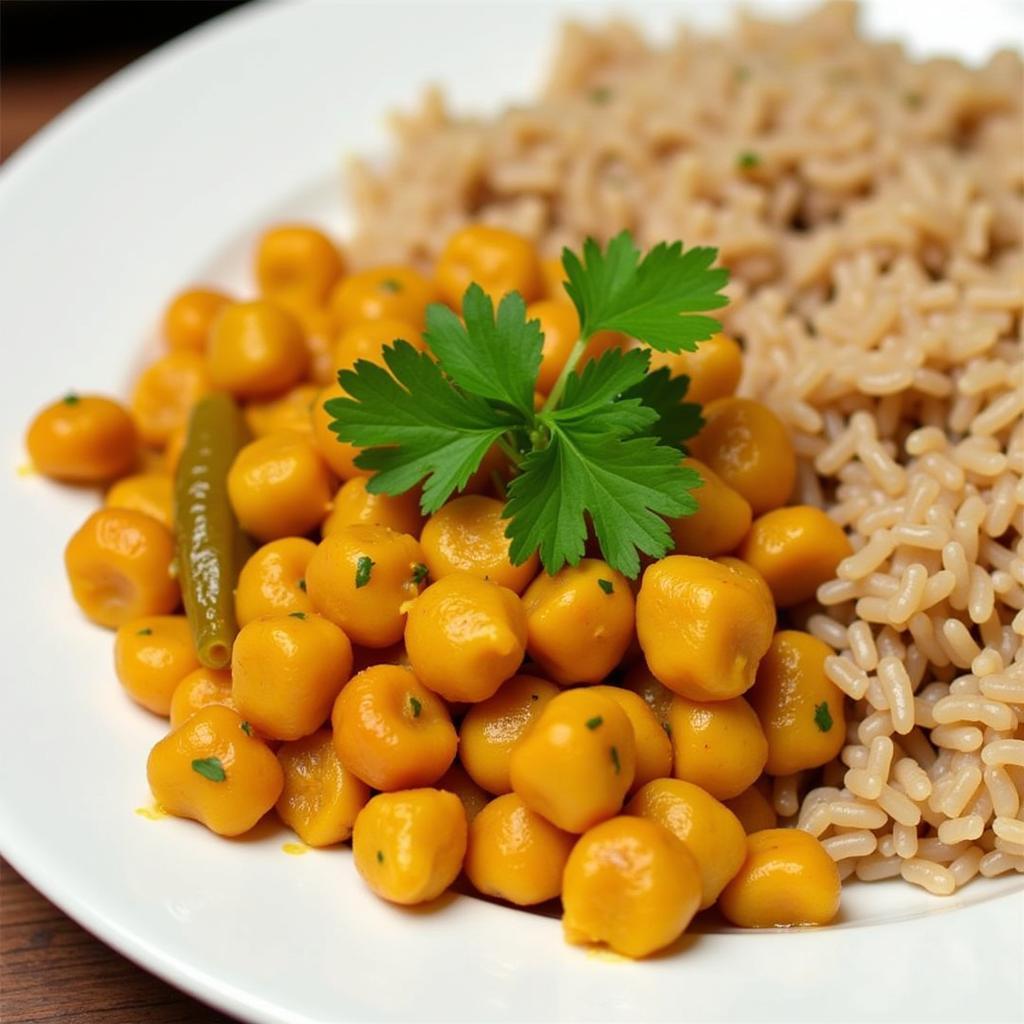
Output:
[
  {"xmin": 409, "ymin": 695, "xmax": 422, "ymax": 718},
  {"xmin": 597, "ymin": 579, "xmax": 614, "ymax": 595},
  {"xmin": 325, "ymin": 231, "xmax": 727, "ymax": 577},
  {"xmin": 589, "ymin": 86, "xmax": 613, "ymax": 104},
  {"xmin": 737, "ymin": 151, "xmax": 761, "ymax": 170},
  {"xmin": 814, "ymin": 701, "xmax": 834, "ymax": 733},
  {"xmin": 297, "ymin": 578, "xmax": 307, "ymax": 592},
  {"xmin": 379, "ymin": 278, "xmax": 402, "ymax": 293},
  {"xmin": 191, "ymin": 757, "xmax": 226, "ymax": 783},
  {"xmin": 586, "ymin": 715, "xmax": 604, "ymax": 730},
  {"xmin": 904, "ymin": 91, "xmax": 924, "ymax": 109},
  {"xmin": 62, "ymin": 392, "xmax": 80, "ymax": 406},
  {"xmin": 610, "ymin": 745, "xmax": 621, "ymax": 774},
  {"xmin": 411, "ymin": 562, "xmax": 429, "ymax": 585},
  {"xmin": 136, "ymin": 627, "xmax": 153, "ymax": 636},
  {"xmin": 355, "ymin": 556, "xmax": 375, "ymax": 588},
  {"xmin": 288, "ymin": 611, "xmax": 307, "ymax": 620},
  {"xmin": 376, "ymin": 850, "xmax": 384, "ymax": 863},
  {"xmin": 240, "ymin": 721, "xmax": 253, "ymax": 736}
]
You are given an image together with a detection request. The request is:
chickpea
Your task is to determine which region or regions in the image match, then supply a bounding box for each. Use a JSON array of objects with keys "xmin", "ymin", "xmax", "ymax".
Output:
[
  {"xmin": 235, "ymin": 537, "xmax": 317, "ymax": 627},
  {"xmin": 724, "ymin": 784, "xmax": 778, "ymax": 834},
  {"xmin": 521, "ymin": 560, "xmax": 633, "ymax": 685},
  {"xmin": 275, "ymin": 729, "xmax": 371, "ymax": 847},
  {"xmin": 420, "ymin": 495, "xmax": 538, "ymax": 594},
  {"xmin": 287, "ymin": 299, "xmax": 336, "ymax": 386},
  {"xmin": 163, "ymin": 287, "xmax": 230, "ymax": 352},
  {"xmin": 749, "ymin": 630, "xmax": 846, "ymax": 776},
  {"xmin": 162, "ymin": 424, "xmax": 188, "ymax": 477},
  {"xmin": 405, "ymin": 573, "xmax": 527, "ymax": 703},
  {"xmin": 648, "ymin": 333, "xmax": 743, "ymax": 407},
  {"xmin": 460, "ymin": 443, "xmax": 511, "ymax": 499},
  {"xmin": 169, "ymin": 666, "xmax": 234, "ymax": 728},
  {"xmin": 435, "ymin": 225, "xmax": 542, "ymax": 308},
  {"xmin": 207, "ymin": 300, "xmax": 308, "ymax": 399},
  {"xmin": 227, "ymin": 432, "xmax": 334, "ymax": 542},
  {"xmin": 322, "ymin": 477, "xmax": 424, "ymax": 539},
  {"xmin": 306, "ymin": 524, "xmax": 424, "ymax": 647},
  {"xmin": 332, "ymin": 665, "xmax": 456, "ymax": 790},
  {"xmin": 525, "ymin": 301, "xmax": 626, "ymax": 396},
  {"xmin": 509, "ymin": 688, "xmax": 635, "ymax": 833},
  {"xmin": 436, "ymin": 761, "xmax": 491, "ymax": 823},
  {"xmin": 669, "ymin": 457, "xmax": 752, "ymax": 558},
  {"xmin": 562, "ymin": 816, "xmax": 702, "ymax": 958},
  {"xmin": 627, "ymin": 778, "xmax": 746, "ymax": 909},
  {"xmin": 333, "ymin": 317, "xmax": 425, "ymax": 374},
  {"xmin": 539, "ymin": 257, "xmax": 568, "ymax": 302},
  {"xmin": 26, "ymin": 393, "xmax": 137, "ymax": 483},
  {"xmin": 310, "ymin": 381, "xmax": 367, "ymax": 481},
  {"xmin": 465, "ymin": 793, "xmax": 575, "ymax": 906},
  {"xmin": 459, "ymin": 674, "xmax": 560, "ymax": 794},
  {"xmin": 131, "ymin": 352, "xmax": 210, "ymax": 448},
  {"xmin": 64, "ymin": 508, "xmax": 179, "ymax": 628},
  {"xmin": 330, "ymin": 265, "xmax": 437, "ymax": 331},
  {"xmin": 719, "ymin": 828, "xmax": 841, "ymax": 927},
  {"xmin": 243, "ymin": 383, "xmax": 318, "ymax": 438},
  {"xmin": 716, "ymin": 555, "xmax": 775, "ymax": 617},
  {"xmin": 636, "ymin": 555, "xmax": 775, "ymax": 701},
  {"xmin": 352, "ymin": 788, "xmax": 467, "ymax": 905},
  {"xmin": 667, "ymin": 694, "xmax": 768, "ymax": 800},
  {"xmin": 589, "ymin": 686, "xmax": 672, "ymax": 792},
  {"xmin": 623, "ymin": 663, "xmax": 676, "ymax": 732},
  {"xmin": 105, "ymin": 473, "xmax": 173, "ymax": 529},
  {"xmin": 738, "ymin": 505, "xmax": 853, "ymax": 608},
  {"xmin": 232, "ymin": 612, "xmax": 352, "ymax": 741},
  {"xmin": 690, "ymin": 397, "xmax": 796, "ymax": 515},
  {"xmin": 114, "ymin": 615, "xmax": 199, "ymax": 716},
  {"xmin": 255, "ymin": 225, "xmax": 344, "ymax": 306}
]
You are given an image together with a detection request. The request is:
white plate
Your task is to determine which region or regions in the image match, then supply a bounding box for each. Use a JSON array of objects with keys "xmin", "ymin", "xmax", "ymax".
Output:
[{"xmin": 1, "ymin": 2, "xmax": 1022, "ymax": 1021}]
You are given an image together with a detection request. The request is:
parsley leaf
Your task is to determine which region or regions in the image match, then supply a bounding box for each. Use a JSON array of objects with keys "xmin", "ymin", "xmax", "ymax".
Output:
[
  {"xmin": 554, "ymin": 347, "xmax": 655, "ymax": 436},
  {"xmin": 597, "ymin": 578, "xmax": 614, "ymax": 595},
  {"xmin": 622, "ymin": 367, "xmax": 704, "ymax": 450},
  {"xmin": 191, "ymin": 757, "xmax": 226, "ymax": 783},
  {"xmin": 814, "ymin": 702, "xmax": 834, "ymax": 732},
  {"xmin": 561, "ymin": 232, "xmax": 729, "ymax": 353},
  {"xmin": 355, "ymin": 556, "xmax": 374, "ymax": 589}
]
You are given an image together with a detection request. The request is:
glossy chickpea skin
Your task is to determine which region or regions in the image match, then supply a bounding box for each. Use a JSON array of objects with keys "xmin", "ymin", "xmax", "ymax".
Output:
[
  {"xmin": 623, "ymin": 664, "xmax": 677, "ymax": 732},
  {"xmin": 227, "ymin": 432, "xmax": 334, "ymax": 542},
  {"xmin": 114, "ymin": 615, "xmax": 199, "ymax": 716},
  {"xmin": 509, "ymin": 689, "xmax": 636, "ymax": 833},
  {"xmin": 146, "ymin": 705, "xmax": 284, "ymax": 837},
  {"xmin": 589, "ymin": 686, "xmax": 672, "ymax": 793},
  {"xmin": 627, "ymin": 779, "xmax": 746, "ymax": 909},
  {"xmin": 332, "ymin": 317, "xmax": 425, "ymax": 373},
  {"xmin": 65, "ymin": 508, "xmax": 179, "ymax": 628},
  {"xmin": 648, "ymin": 333, "xmax": 743, "ymax": 407},
  {"xmin": 307, "ymin": 525, "xmax": 424, "ymax": 648},
  {"xmin": 105, "ymin": 473, "xmax": 173, "ymax": 529},
  {"xmin": 719, "ymin": 828, "xmax": 841, "ymax": 928},
  {"xmin": 724, "ymin": 784, "xmax": 778, "ymax": 834},
  {"xmin": 405, "ymin": 573, "xmax": 528, "ymax": 703},
  {"xmin": 668, "ymin": 695, "xmax": 768, "ymax": 800},
  {"xmin": 636, "ymin": 555, "xmax": 775, "ymax": 702},
  {"xmin": 738, "ymin": 506, "xmax": 853, "ymax": 608},
  {"xmin": 436, "ymin": 762, "xmax": 491, "ymax": 823},
  {"xmin": 131, "ymin": 351, "xmax": 210, "ymax": 448},
  {"xmin": 521, "ymin": 560, "xmax": 633, "ymax": 685},
  {"xmin": 163, "ymin": 287, "xmax": 230, "ymax": 352},
  {"xmin": 332, "ymin": 665, "xmax": 457, "ymax": 791},
  {"xmin": 235, "ymin": 537, "xmax": 317, "ymax": 627},
  {"xmin": 466, "ymin": 793, "xmax": 575, "ymax": 906},
  {"xmin": 243, "ymin": 383, "xmax": 318, "ymax": 439},
  {"xmin": 435, "ymin": 225, "xmax": 542, "ymax": 308},
  {"xmin": 275, "ymin": 729, "xmax": 371, "ymax": 847},
  {"xmin": 459, "ymin": 674, "xmax": 560, "ymax": 794},
  {"xmin": 562, "ymin": 816, "xmax": 703, "ymax": 958},
  {"xmin": 26, "ymin": 394, "xmax": 137, "ymax": 483},
  {"xmin": 668, "ymin": 458, "xmax": 752, "ymax": 558},
  {"xmin": 310, "ymin": 381, "xmax": 367, "ymax": 481},
  {"xmin": 690, "ymin": 397, "xmax": 796, "ymax": 516},
  {"xmin": 330, "ymin": 265, "xmax": 437, "ymax": 331},
  {"xmin": 255, "ymin": 225, "xmax": 343, "ymax": 306},
  {"xmin": 232, "ymin": 612, "xmax": 352, "ymax": 741},
  {"xmin": 322, "ymin": 477, "xmax": 424, "ymax": 539},
  {"xmin": 420, "ymin": 495, "xmax": 538, "ymax": 594},
  {"xmin": 169, "ymin": 666, "xmax": 234, "ymax": 729},
  {"xmin": 749, "ymin": 631, "xmax": 846, "ymax": 776}
]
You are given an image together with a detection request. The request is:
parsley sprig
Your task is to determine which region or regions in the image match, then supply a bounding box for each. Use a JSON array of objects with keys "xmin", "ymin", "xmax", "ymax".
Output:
[{"xmin": 326, "ymin": 230, "xmax": 728, "ymax": 577}]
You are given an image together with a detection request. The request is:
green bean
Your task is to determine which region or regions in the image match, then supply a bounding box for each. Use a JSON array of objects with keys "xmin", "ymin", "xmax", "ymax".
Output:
[{"xmin": 174, "ymin": 393, "xmax": 250, "ymax": 668}]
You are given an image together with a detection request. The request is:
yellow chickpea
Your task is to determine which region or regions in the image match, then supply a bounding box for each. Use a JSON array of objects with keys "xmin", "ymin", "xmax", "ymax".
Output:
[
  {"xmin": 719, "ymin": 828, "xmax": 841, "ymax": 927},
  {"xmin": 436, "ymin": 761, "xmax": 491, "ymax": 823},
  {"xmin": 636, "ymin": 555, "xmax": 775, "ymax": 702},
  {"xmin": 286, "ymin": 299, "xmax": 336, "ymax": 386},
  {"xmin": 114, "ymin": 615, "xmax": 199, "ymax": 716},
  {"xmin": 131, "ymin": 351, "xmax": 210, "ymax": 448},
  {"xmin": 738, "ymin": 505, "xmax": 853, "ymax": 608},
  {"xmin": 749, "ymin": 630, "xmax": 846, "ymax": 776},
  {"xmin": 162, "ymin": 424, "xmax": 188, "ymax": 477},
  {"xmin": 715, "ymin": 555, "xmax": 776, "ymax": 617},
  {"xmin": 405, "ymin": 573, "xmax": 527, "ymax": 703},
  {"xmin": 420, "ymin": 495, "xmax": 538, "ymax": 594},
  {"xmin": 169, "ymin": 666, "xmax": 234, "ymax": 728},
  {"xmin": 623, "ymin": 663, "xmax": 677, "ymax": 732},
  {"xmin": 64, "ymin": 508, "xmax": 179, "ymax": 628},
  {"xmin": 235, "ymin": 537, "xmax": 316, "ymax": 626},
  {"xmin": 648, "ymin": 333, "xmax": 743, "ymax": 407},
  {"xmin": 352, "ymin": 788, "xmax": 467, "ymax": 905},
  {"xmin": 669, "ymin": 457, "xmax": 752, "ymax": 558},
  {"xmin": 690, "ymin": 397, "xmax": 796, "ymax": 516},
  {"xmin": 562, "ymin": 816, "xmax": 702, "ymax": 958},
  {"xmin": 626, "ymin": 778, "xmax": 746, "ymax": 909},
  {"xmin": 465, "ymin": 793, "xmax": 575, "ymax": 906},
  {"xmin": 332, "ymin": 317, "xmax": 425, "ymax": 374},
  {"xmin": 724, "ymin": 784, "xmax": 778, "ymax": 834},
  {"xmin": 521, "ymin": 560, "xmax": 633, "ymax": 685},
  {"xmin": 243, "ymin": 383, "xmax": 318, "ymax": 439},
  {"xmin": 330, "ymin": 265, "xmax": 437, "ymax": 331},
  {"xmin": 275, "ymin": 729, "xmax": 371, "ymax": 847},
  {"xmin": 232, "ymin": 612, "xmax": 353, "ymax": 741},
  {"xmin": 667, "ymin": 695, "xmax": 768, "ymax": 800},
  {"xmin": 306, "ymin": 524, "xmax": 424, "ymax": 647},
  {"xmin": 207, "ymin": 300, "xmax": 308, "ymax": 399},
  {"xmin": 539, "ymin": 257, "xmax": 568, "ymax": 302},
  {"xmin": 163, "ymin": 287, "xmax": 230, "ymax": 352},
  {"xmin": 255, "ymin": 225, "xmax": 344, "ymax": 306},
  {"xmin": 589, "ymin": 686, "xmax": 672, "ymax": 792},
  {"xmin": 146, "ymin": 704, "xmax": 283, "ymax": 837},
  {"xmin": 459, "ymin": 674, "xmax": 560, "ymax": 794},
  {"xmin": 435, "ymin": 225, "xmax": 542, "ymax": 308},
  {"xmin": 322, "ymin": 477, "xmax": 424, "ymax": 539},
  {"xmin": 509, "ymin": 688, "xmax": 635, "ymax": 833},
  {"xmin": 26, "ymin": 393, "xmax": 138, "ymax": 483},
  {"xmin": 310, "ymin": 381, "xmax": 367, "ymax": 481},
  {"xmin": 227, "ymin": 432, "xmax": 334, "ymax": 542},
  {"xmin": 331, "ymin": 665, "xmax": 456, "ymax": 790},
  {"xmin": 105, "ymin": 473, "xmax": 173, "ymax": 529}
]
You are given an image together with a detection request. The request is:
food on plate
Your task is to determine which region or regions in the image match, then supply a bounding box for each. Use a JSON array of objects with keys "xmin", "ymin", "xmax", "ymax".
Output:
[{"xmin": 114, "ymin": 614, "xmax": 200, "ymax": 716}]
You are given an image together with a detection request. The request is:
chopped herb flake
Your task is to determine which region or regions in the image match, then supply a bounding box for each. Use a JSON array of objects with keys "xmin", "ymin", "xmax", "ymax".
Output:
[
  {"xmin": 62, "ymin": 392, "xmax": 80, "ymax": 406},
  {"xmin": 589, "ymin": 86, "xmax": 613, "ymax": 104},
  {"xmin": 737, "ymin": 151, "xmax": 761, "ymax": 170},
  {"xmin": 411, "ymin": 562, "xmax": 429, "ymax": 585},
  {"xmin": 376, "ymin": 850, "xmax": 384, "ymax": 863},
  {"xmin": 597, "ymin": 578, "xmax": 614, "ymax": 595},
  {"xmin": 288, "ymin": 611, "xmax": 307, "ymax": 620},
  {"xmin": 240, "ymin": 721, "xmax": 253, "ymax": 736},
  {"xmin": 662, "ymin": 721, "xmax": 672, "ymax": 737},
  {"xmin": 904, "ymin": 91, "xmax": 924, "ymax": 109},
  {"xmin": 136, "ymin": 627, "xmax": 153, "ymax": 636},
  {"xmin": 814, "ymin": 701, "xmax": 834, "ymax": 733},
  {"xmin": 355, "ymin": 556, "xmax": 375, "ymax": 588},
  {"xmin": 191, "ymin": 757, "xmax": 226, "ymax": 783},
  {"xmin": 379, "ymin": 278, "xmax": 403, "ymax": 293},
  {"xmin": 409, "ymin": 695, "xmax": 422, "ymax": 718},
  {"xmin": 610, "ymin": 745, "xmax": 621, "ymax": 774},
  {"xmin": 586, "ymin": 715, "xmax": 604, "ymax": 730},
  {"xmin": 297, "ymin": 578, "xmax": 307, "ymax": 592}
]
